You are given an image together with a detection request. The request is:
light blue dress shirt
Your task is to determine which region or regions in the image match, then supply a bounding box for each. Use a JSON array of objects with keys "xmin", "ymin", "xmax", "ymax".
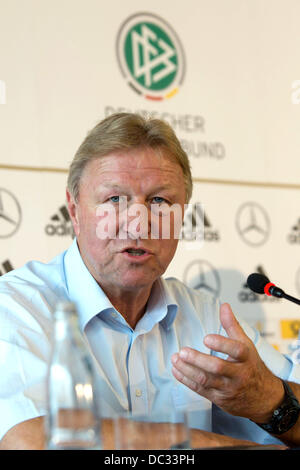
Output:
[{"xmin": 0, "ymin": 238, "xmax": 300, "ymax": 444}]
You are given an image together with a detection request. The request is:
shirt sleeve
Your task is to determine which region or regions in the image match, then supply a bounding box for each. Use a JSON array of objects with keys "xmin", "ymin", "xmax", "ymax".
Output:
[
  {"xmin": 0, "ymin": 288, "xmax": 50, "ymax": 440},
  {"xmin": 212, "ymin": 404, "xmax": 285, "ymax": 445}
]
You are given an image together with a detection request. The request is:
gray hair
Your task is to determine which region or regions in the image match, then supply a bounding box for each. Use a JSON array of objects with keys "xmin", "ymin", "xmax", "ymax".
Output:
[{"xmin": 67, "ymin": 112, "xmax": 193, "ymax": 202}]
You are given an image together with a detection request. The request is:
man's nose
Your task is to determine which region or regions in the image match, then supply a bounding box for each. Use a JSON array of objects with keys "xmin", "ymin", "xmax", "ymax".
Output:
[{"xmin": 118, "ymin": 201, "xmax": 151, "ymax": 240}]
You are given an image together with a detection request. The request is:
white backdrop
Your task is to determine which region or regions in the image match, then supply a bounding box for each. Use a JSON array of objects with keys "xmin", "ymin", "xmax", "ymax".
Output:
[{"xmin": 1, "ymin": 0, "xmax": 300, "ymax": 355}]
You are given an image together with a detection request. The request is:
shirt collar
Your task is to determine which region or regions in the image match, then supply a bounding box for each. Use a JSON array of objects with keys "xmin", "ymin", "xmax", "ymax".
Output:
[
  {"xmin": 63, "ymin": 239, "xmax": 115, "ymax": 332},
  {"xmin": 63, "ymin": 238, "xmax": 178, "ymax": 332},
  {"xmin": 143, "ymin": 278, "xmax": 178, "ymax": 331}
]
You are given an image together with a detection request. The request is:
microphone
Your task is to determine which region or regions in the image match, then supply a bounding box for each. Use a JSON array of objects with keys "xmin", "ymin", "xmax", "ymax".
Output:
[{"xmin": 247, "ymin": 273, "xmax": 300, "ymax": 306}]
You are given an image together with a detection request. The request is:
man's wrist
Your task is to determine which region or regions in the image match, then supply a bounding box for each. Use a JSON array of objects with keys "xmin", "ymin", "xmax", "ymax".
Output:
[
  {"xmin": 251, "ymin": 376, "xmax": 285, "ymax": 424},
  {"xmin": 253, "ymin": 380, "xmax": 300, "ymax": 435}
]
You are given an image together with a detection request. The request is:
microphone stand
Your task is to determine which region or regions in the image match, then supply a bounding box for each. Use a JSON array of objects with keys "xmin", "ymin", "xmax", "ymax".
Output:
[
  {"xmin": 281, "ymin": 292, "xmax": 300, "ymax": 306},
  {"xmin": 269, "ymin": 285, "xmax": 300, "ymax": 306}
]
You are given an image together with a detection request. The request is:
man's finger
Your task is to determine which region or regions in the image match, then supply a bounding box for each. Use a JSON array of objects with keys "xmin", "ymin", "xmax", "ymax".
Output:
[
  {"xmin": 204, "ymin": 334, "xmax": 249, "ymax": 362},
  {"xmin": 171, "ymin": 355, "xmax": 228, "ymax": 392},
  {"xmin": 171, "ymin": 365, "xmax": 201, "ymax": 392},
  {"xmin": 171, "ymin": 348, "xmax": 233, "ymax": 377}
]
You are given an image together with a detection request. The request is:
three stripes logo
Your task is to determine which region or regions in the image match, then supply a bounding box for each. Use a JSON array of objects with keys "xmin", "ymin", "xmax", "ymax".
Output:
[
  {"xmin": 181, "ymin": 203, "xmax": 219, "ymax": 242},
  {"xmin": 0, "ymin": 260, "xmax": 14, "ymax": 276},
  {"xmin": 45, "ymin": 205, "xmax": 74, "ymax": 238},
  {"xmin": 116, "ymin": 13, "xmax": 185, "ymax": 101},
  {"xmin": 287, "ymin": 217, "xmax": 300, "ymax": 244}
]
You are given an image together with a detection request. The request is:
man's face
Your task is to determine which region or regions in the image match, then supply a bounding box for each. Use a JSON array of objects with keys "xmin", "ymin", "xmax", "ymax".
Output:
[{"xmin": 67, "ymin": 147, "xmax": 186, "ymax": 295}]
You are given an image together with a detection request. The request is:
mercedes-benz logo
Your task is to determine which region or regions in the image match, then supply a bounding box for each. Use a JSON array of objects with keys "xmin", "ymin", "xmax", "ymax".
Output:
[
  {"xmin": 0, "ymin": 188, "xmax": 22, "ymax": 238},
  {"xmin": 235, "ymin": 202, "xmax": 270, "ymax": 246},
  {"xmin": 183, "ymin": 259, "xmax": 221, "ymax": 299}
]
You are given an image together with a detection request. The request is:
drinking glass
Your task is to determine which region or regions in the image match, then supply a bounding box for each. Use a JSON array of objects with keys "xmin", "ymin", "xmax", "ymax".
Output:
[{"xmin": 114, "ymin": 408, "xmax": 190, "ymax": 450}]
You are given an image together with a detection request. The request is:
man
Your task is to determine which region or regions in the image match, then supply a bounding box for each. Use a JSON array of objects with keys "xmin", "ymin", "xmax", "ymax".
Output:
[{"xmin": 0, "ymin": 112, "xmax": 300, "ymax": 449}]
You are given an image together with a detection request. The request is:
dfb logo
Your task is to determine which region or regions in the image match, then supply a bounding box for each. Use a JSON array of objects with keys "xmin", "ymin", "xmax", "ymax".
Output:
[{"xmin": 116, "ymin": 13, "xmax": 185, "ymax": 101}]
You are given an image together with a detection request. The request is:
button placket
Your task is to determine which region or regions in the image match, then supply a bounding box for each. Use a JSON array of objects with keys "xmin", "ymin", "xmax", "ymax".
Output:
[{"xmin": 127, "ymin": 334, "xmax": 147, "ymax": 414}]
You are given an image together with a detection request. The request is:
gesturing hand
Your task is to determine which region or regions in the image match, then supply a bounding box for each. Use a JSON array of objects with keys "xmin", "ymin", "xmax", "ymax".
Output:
[{"xmin": 171, "ymin": 303, "xmax": 284, "ymax": 423}]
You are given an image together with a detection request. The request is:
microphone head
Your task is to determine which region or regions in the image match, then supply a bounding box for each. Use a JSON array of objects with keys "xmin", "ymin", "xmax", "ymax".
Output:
[{"xmin": 247, "ymin": 273, "xmax": 270, "ymax": 294}]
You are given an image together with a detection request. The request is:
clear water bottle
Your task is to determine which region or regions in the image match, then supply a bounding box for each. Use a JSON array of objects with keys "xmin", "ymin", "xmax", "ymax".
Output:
[{"xmin": 45, "ymin": 301, "xmax": 102, "ymax": 450}]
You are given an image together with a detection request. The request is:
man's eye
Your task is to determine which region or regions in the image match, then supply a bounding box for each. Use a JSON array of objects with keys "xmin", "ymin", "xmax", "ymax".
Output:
[
  {"xmin": 109, "ymin": 196, "xmax": 120, "ymax": 203},
  {"xmin": 107, "ymin": 195, "xmax": 128, "ymax": 207},
  {"xmin": 152, "ymin": 197, "xmax": 168, "ymax": 204}
]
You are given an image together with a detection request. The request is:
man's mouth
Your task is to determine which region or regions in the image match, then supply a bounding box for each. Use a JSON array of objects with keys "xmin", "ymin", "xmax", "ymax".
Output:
[
  {"xmin": 121, "ymin": 247, "xmax": 153, "ymax": 258},
  {"xmin": 125, "ymin": 248, "xmax": 146, "ymax": 256}
]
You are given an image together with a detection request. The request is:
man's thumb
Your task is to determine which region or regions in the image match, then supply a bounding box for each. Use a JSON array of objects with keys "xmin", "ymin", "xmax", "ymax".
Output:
[{"xmin": 220, "ymin": 303, "xmax": 246, "ymax": 340}]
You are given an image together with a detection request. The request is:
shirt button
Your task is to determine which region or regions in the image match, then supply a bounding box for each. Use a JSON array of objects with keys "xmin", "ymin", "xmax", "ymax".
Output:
[
  {"xmin": 111, "ymin": 312, "xmax": 118, "ymax": 318},
  {"xmin": 135, "ymin": 389, "xmax": 142, "ymax": 397}
]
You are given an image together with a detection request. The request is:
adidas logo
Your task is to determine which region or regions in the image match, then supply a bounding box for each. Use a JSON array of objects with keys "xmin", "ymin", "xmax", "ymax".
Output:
[
  {"xmin": 287, "ymin": 218, "xmax": 300, "ymax": 244},
  {"xmin": 181, "ymin": 203, "xmax": 220, "ymax": 242},
  {"xmin": 45, "ymin": 205, "xmax": 74, "ymax": 238},
  {"xmin": 0, "ymin": 259, "xmax": 14, "ymax": 276}
]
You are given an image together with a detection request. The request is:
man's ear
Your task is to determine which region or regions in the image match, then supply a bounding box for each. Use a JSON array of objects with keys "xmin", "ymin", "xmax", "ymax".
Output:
[{"xmin": 66, "ymin": 189, "xmax": 80, "ymax": 236}]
